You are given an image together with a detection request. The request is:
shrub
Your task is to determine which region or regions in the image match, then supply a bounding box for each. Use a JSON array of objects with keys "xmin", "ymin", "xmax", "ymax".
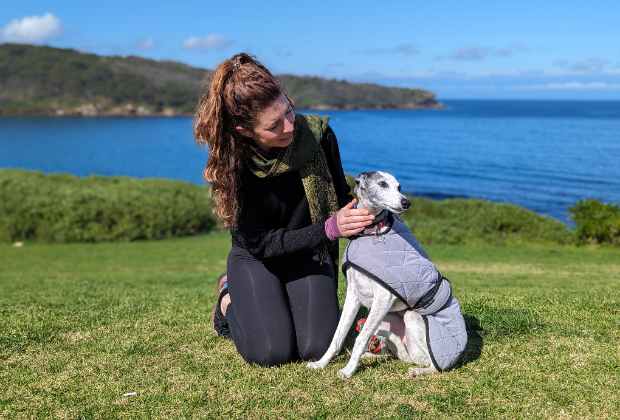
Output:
[
  {"xmin": 0, "ymin": 170, "xmax": 216, "ymax": 243},
  {"xmin": 1, "ymin": 170, "xmax": 580, "ymax": 246},
  {"xmin": 401, "ymin": 197, "xmax": 574, "ymax": 245},
  {"xmin": 344, "ymin": 174, "xmax": 573, "ymax": 245},
  {"xmin": 570, "ymin": 199, "xmax": 620, "ymax": 245}
]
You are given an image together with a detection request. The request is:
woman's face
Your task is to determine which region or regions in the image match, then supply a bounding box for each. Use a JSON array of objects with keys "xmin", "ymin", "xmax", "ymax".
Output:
[{"xmin": 243, "ymin": 94, "xmax": 296, "ymax": 152}]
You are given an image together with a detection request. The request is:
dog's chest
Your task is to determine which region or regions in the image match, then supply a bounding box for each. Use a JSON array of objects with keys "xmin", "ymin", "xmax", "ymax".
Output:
[
  {"xmin": 343, "ymin": 219, "xmax": 439, "ymax": 308},
  {"xmin": 347, "ymin": 269, "xmax": 375, "ymax": 308},
  {"xmin": 347, "ymin": 268, "xmax": 408, "ymax": 311}
]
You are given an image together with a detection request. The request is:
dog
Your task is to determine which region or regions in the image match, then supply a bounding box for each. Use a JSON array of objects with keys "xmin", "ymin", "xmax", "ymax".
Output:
[{"xmin": 307, "ymin": 171, "xmax": 468, "ymax": 379}]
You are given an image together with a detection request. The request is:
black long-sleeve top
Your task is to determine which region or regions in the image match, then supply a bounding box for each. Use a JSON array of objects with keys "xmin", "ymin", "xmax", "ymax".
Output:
[{"xmin": 231, "ymin": 125, "xmax": 353, "ymax": 261}]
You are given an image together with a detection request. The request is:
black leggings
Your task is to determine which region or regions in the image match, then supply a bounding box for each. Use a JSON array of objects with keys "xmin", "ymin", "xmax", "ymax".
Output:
[{"xmin": 225, "ymin": 246, "xmax": 340, "ymax": 367}]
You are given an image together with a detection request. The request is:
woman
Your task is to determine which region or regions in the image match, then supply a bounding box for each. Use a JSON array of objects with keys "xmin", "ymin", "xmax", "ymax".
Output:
[{"xmin": 193, "ymin": 53, "xmax": 374, "ymax": 367}]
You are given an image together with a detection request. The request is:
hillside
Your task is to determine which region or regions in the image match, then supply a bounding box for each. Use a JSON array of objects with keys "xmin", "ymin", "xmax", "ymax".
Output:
[{"xmin": 0, "ymin": 43, "xmax": 441, "ymax": 116}]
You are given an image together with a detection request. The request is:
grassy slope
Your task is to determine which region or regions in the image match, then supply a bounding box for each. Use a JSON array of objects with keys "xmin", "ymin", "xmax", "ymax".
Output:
[
  {"xmin": 0, "ymin": 43, "xmax": 438, "ymax": 115},
  {"xmin": 1, "ymin": 233, "xmax": 618, "ymax": 418}
]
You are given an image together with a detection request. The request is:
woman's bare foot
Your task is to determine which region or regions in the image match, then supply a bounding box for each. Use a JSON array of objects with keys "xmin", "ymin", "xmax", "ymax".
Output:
[
  {"xmin": 212, "ymin": 274, "xmax": 232, "ymax": 338},
  {"xmin": 220, "ymin": 296, "xmax": 231, "ymax": 316},
  {"xmin": 218, "ymin": 275, "xmax": 231, "ymax": 316}
]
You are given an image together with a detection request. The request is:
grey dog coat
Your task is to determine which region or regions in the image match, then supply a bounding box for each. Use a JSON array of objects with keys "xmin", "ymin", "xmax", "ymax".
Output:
[{"xmin": 342, "ymin": 215, "xmax": 468, "ymax": 371}]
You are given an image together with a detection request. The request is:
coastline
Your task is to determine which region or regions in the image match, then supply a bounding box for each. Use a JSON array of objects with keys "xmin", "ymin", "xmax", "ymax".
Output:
[
  {"xmin": 1, "ymin": 44, "xmax": 443, "ymax": 118},
  {"xmin": 0, "ymin": 101, "xmax": 444, "ymax": 117}
]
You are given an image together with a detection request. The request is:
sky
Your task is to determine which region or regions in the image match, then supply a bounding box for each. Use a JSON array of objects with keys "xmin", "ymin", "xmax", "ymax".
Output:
[{"xmin": 1, "ymin": 1, "xmax": 620, "ymax": 99}]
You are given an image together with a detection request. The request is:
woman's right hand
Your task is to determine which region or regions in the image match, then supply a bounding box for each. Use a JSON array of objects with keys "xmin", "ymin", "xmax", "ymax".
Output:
[{"xmin": 336, "ymin": 199, "xmax": 375, "ymax": 237}]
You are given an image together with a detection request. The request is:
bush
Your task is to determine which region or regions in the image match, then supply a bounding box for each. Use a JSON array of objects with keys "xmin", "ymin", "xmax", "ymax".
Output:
[
  {"xmin": 0, "ymin": 170, "xmax": 217, "ymax": 243},
  {"xmin": 401, "ymin": 197, "xmax": 574, "ymax": 245},
  {"xmin": 570, "ymin": 199, "xmax": 620, "ymax": 245},
  {"xmin": 344, "ymin": 175, "xmax": 573, "ymax": 245},
  {"xmin": 1, "ymin": 170, "xmax": 585, "ymax": 246}
]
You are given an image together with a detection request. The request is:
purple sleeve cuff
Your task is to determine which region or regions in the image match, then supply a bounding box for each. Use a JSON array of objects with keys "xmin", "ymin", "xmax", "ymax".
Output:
[{"xmin": 324, "ymin": 214, "xmax": 341, "ymax": 241}]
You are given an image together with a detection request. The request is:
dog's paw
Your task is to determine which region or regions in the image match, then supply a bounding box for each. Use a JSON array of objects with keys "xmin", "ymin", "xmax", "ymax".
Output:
[
  {"xmin": 408, "ymin": 366, "xmax": 437, "ymax": 378},
  {"xmin": 307, "ymin": 361, "xmax": 325, "ymax": 370},
  {"xmin": 337, "ymin": 368, "xmax": 354, "ymax": 380}
]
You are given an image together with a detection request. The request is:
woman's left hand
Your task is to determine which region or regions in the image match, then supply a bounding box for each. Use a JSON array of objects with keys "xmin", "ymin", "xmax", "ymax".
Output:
[{"xmin": 335, "ymin": 199, "xmax": 375, "ymax": 237}]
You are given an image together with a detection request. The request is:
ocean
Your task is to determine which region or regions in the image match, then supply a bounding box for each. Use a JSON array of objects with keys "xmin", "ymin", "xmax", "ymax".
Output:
[{"xmin": 1, "ymin": 99, "xmax": 619, "ymax": 224}]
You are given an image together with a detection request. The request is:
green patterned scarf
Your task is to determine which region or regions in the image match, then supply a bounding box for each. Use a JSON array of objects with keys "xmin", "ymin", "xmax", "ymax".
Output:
[{"xmin": 246, "ymin": 114, "xmax": 340, "ymax": 265}]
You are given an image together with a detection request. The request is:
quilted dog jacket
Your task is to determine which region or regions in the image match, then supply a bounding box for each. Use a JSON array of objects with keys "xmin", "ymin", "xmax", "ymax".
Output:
[{"xmin": 342, "ymin": 216, "xmax": 468, "ymax": 371}]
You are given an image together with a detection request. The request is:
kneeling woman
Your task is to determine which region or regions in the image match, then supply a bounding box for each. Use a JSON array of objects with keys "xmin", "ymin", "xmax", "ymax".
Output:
[{"xmin": 193, "ymin": 53, "xmax": 374, "ymax": 366}]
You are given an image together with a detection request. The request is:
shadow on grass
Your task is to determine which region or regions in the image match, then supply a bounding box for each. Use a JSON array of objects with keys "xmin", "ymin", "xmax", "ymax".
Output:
[
  {"xmin": 456, "ymin": 314, "xmax": 483, "ymax": 368},
  {"xmin": 456, "ymin": 305, "xmax": 547, "ymax": 368},
  {"xmin": 465, "ymin": 303, "xmax": 545, "ymax": 339}
]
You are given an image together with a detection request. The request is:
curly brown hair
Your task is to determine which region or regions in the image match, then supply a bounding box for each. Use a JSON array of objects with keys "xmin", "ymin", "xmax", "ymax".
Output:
[{"xmin": 193, "ymin": 53, "xmax": 284, "ymax": 227}]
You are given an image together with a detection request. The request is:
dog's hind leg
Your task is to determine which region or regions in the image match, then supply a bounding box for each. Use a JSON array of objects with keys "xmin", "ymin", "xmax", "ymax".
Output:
[
  {"xmin": 307, "ymin": 275, "xmax": 361, "ymax": 370},
  {"xmin": 377, "ymin": 330, "xmax": 413, "ymax": 363},
  {"xmin": 403, "ymin": 310, "xmax": 437, "ymax": 376},
  {"xmin": 338, "ymin": 288, "xmax": 395, "ymax": 379},
  {"xmin": 376, "ymin": 313, "xmax": 412, "ymax": 362}
]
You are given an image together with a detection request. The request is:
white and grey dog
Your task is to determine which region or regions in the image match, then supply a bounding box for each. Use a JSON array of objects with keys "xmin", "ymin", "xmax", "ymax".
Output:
[{"xmin": 308, "ymin": 171, "xmax": 468, "ymax": 379}]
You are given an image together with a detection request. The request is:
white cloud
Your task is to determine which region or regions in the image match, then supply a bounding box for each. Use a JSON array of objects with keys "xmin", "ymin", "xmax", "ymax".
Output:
[
  {"xmin": 355, "ymin": 43, "xmax": 419, "ymax": 56},
  {"xmin": 183, "ymin": 34, "xmax": 232, "ymax": 51},
  {"xmin": 1, "ymin": 12, "xmax": 62, "ymax": 43},
  {"xmin": 514, "ymin": 82, "xmax": 620, "ymax": 91},
  {"xmin": 437, "ymin": 44, "xmax": 529, "ymax": 62},
  {"xmin": 449, "ymin": 47, "xmax": 490, "ymax": 61},
  {"xmin": 553, "ymin": 58, "xmax": 610, "ymax": 74},
  {"xmin": 137, "ymin": 37, "xmax": 154, "ymax": 50}
]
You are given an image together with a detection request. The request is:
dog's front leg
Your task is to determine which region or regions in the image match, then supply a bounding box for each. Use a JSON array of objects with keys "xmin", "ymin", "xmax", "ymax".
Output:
[
  {"xmin": 338, "ymin": 289, "xmax": 395, "ymax": 379},
  {"xmin": 307, "ymin": 275, "xmax": 361, "ymax": 370}
]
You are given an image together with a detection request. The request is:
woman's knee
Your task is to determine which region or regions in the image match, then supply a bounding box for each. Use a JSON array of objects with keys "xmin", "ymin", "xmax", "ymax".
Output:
[
  {"xmin": 297, "ymin": 328, "xmax": 334, "ymax": 362},
  {"xmin": 240, "ymin": 339, "xmax": 297, "ymax": 367}
]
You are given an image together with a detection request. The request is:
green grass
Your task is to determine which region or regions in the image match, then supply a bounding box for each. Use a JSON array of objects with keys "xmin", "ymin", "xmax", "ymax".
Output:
[{"xmin": 1, "ymin": 233, "xmax": 619, "ymax": 418}]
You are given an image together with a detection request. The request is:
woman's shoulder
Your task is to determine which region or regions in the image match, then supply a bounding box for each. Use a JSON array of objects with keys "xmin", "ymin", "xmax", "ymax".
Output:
[
  {"xmin": 296, "ymin": 113, "xmax": 332, "ymax": 144},
  {"xmin": 298, "ymin": 113, "xmax": 329, "ymax": 128}
]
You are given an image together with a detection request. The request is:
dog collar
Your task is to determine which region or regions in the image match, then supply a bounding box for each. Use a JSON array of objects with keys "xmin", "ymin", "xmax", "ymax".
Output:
[
  {"xmin": 369, "ymin": 209, "xmax": 391, "ymax": 228},
  {"xmin": 352, "ymin": 210, "xmax": 394, "ymax": 239}
]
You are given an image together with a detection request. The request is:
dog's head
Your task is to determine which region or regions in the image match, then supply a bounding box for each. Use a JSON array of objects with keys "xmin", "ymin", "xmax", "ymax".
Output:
[{"xmin": 354, "ymin": 171, "xmax": 411, "ymax": 214}]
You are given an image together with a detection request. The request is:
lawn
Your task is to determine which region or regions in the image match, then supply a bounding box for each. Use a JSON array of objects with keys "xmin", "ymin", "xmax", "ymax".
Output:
[{"xmin": 1, "ymin": 232, "xmax": 618, "ymax": 418}]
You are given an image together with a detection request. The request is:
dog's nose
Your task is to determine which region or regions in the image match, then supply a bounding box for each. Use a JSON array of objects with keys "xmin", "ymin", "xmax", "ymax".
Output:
[{"xmin": 401, "ymin": 198, "xmax": 411, "ymax": 209}]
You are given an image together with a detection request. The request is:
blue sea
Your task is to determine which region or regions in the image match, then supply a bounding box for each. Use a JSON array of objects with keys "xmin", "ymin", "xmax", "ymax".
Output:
[{"xmin": 1, "ymin": 100, "xmax": 619, "ymax": 224}]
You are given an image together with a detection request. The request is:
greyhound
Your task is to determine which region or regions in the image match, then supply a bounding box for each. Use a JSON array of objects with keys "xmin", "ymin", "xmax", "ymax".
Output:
[{"xmin": 307, "ymin": 171, "xmax": 467, "ymax": 379}]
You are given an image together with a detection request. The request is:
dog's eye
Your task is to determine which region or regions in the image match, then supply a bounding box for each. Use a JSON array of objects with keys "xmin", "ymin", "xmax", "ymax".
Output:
[
  {"xmin": 379, "ymin": 181, "xmax": 388, "ymax": 188},
  {"xmin": 397, "ymin": 185, "xmax": 401, "ymax": 192}
]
